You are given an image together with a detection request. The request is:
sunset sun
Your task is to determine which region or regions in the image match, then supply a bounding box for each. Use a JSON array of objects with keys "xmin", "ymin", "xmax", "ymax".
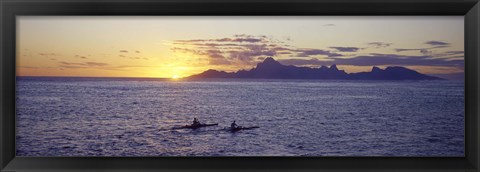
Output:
[{"xmin": 172, "ymin": 74, "xmax": 180, "ymax": 79}]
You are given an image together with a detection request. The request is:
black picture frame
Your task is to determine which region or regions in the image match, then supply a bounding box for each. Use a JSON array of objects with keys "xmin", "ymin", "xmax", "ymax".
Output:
[{"xmin": 1, "ymin": 0, "xmax": 479, "ymax": 171}]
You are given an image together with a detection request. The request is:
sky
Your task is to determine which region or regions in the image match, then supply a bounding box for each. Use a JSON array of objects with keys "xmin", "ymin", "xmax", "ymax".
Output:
[{"xmin": 17, "ymin": 16, "xmax": 464, "ymax": 80}]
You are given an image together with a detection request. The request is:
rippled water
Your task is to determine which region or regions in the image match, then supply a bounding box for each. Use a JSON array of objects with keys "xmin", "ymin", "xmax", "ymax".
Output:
[{"xmin": 16, "ymin": 77, "xmax": 464, "ymax": 156}]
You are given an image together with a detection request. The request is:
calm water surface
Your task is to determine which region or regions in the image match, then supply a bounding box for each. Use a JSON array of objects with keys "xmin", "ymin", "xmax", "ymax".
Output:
[{"xmin": 16, "ymin": 77, "xmax": 464, "ymax": 156}]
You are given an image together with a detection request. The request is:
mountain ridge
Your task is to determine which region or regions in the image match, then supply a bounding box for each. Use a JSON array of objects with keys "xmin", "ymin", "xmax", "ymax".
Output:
[{"xmin": 187, "ymin": 57, "xmax": 443, "ymax": 80}]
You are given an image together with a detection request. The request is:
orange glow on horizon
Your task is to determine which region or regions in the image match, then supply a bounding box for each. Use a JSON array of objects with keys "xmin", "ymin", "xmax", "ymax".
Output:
[{"xmin": 17, "ymin": 16, "xmax": 464, "ymax": 78}]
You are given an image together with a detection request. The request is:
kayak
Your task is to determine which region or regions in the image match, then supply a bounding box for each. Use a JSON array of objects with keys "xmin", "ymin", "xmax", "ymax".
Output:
[
  {"xmin": 179, "ymin": 123, "xmax": 218, "ymax": 129},
  {"xmin": 227, "ymin": 126, "xmax": 259, "ymax": 132}
]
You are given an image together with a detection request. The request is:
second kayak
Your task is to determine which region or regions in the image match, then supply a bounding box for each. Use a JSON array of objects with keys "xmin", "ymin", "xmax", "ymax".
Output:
[{"xmin": 227, "ymin": 126, "xmax": 260, "ymax": 132}]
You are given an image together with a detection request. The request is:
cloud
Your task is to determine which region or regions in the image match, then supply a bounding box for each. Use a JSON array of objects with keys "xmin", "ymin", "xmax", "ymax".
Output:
[
  {"xmin": 329, "ymin": 46, "xmax": 360, "ymax": 52},
  {"xmin": 118, "ymin": 52, "xmax": 148, "ymax": 60},
  {"xmin": 227, "ymin": 44, "xmax": 279, "ymax": 64},
  {"xmin": 172, "ymin": 34, "xmax": 345, "ymax": 66},
  {"xmin": 56, "ymin": 61, "xmax": 162, "ymax": 71},
  {"xmin": 39, "ymin": 53, "xmax": 56, "ymax": 56},
  {"xmin": 175, "ymin": 34, "xmax": 267, "ymax": 44},
  {"xmin": 19, "ymin": 66, "xmax": 40, "ymax": 69},
  {"xmin": 59, "ymin": 61, "xmax": 109, "ymax": 69},
  {"xmin": 323, "ymin": 24, "xmax": 335, "ymax": 26},
  {"xmin": 430, "ymin": 45, "xmax": 450, "ymax": 49},
  {"xmin": 231, "ymin": 38, "xmax": 263, "ymax": 43},
  {"xmin": 425, "ymin": 41, "xmax": 450, "ymax": 46},
  {"xmin": 74, "ymin": 55, "xmax": 88, "ymax": 59},
  {"xmin": 209, "ymin": 58, "xmax": 231, "ymax": 65},
  {"xmin": 170, "ymin": 35, "xmax": 462, "ymax": 69},
  {"xmin": 120, "ymin": 50, "xmax": 128, "ymax": 53},
  {"xmin": 395, "ymin": 48, "xmax": 418, "ymax": 52},
  {"xmin": 171, "ymin": 47, "xmax": 202, "ymax": 55},
  {"xmin": 85, "ymin": 62, "xmax": 108, "ymax": 66},
  {"xmin": 172, "ymin": 35, "xmax": 294, "ymax": 65},
  {"xmin": 278, "ymin": 58, "xmax": 331, "ymax": 66},
  {"xmin": 395, "ymin": 48, "xmax": 428, "ymax": 54},
  {"xmin": 367, "ymin": 42, "xmax": 392, "ymax": 48},
  {"xmin": 277, "ymin": 52, "xmax": 463, "ymax": 68},
  {"xmin": 295, "ymin": 49, "xmax": 342, "ymax": 57},
  {"xmin": 445, "ymin": 51, "xmax": 464, "ymax": 55},
  {"xmin": 395, "ymin": 45, "xmax": 452, "ymax": 55},
  {"xmin": 60, "ymin": 61, "xmax": 85, "ymax": 66},
  {"xmin": 18, "ymin": 66, "xmax": 57, "ymax": 69},
  {"xmin": 331, "ymin": 53, "xmax": 463, "ymax": 67},
  {"xmin": 447, "ymin": 51, "xmax": 465, "ymax": 54},
  {"xmin": 433, "ymin": 50, "xmax": 464, "ymax": 59},
  {"xmin": 204, "ymin": 49, "xmax": 230, "ymax": 65}
]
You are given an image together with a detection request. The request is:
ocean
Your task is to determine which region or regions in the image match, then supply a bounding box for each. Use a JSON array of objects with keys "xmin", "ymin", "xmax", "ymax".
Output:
[{"xmin": 15, "ymin": 77, "xmax": 465, "ymax": 156}]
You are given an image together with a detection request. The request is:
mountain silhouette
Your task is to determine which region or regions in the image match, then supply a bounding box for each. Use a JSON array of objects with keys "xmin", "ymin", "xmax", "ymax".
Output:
[{"xmin": 187, "ymin": 57, "xmax": 443, "ymax": 80}]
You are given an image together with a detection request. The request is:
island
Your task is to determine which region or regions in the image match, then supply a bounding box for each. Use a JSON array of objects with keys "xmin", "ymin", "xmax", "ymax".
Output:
[{"xmin": 187, "ymin": 57, "xmax": 443, "ymax": 80}]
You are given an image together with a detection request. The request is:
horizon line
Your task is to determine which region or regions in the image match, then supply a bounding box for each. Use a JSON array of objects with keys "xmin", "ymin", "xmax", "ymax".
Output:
[{"xmin": 16, "ymin": 75, "xmax": 172, "ymax": 79}]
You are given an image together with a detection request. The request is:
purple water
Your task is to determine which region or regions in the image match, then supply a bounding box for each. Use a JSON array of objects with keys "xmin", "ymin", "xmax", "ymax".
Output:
[{"xmin": 16, "ymin": 77, "xmax": 464, "ymax": 156}]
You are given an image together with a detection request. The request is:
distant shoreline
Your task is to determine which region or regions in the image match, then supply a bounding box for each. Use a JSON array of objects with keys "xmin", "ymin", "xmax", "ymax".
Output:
[
  {"xmin": 15, "ymin": 76, "xmax": 465, "ymax": 83},
  {"xmin": 187, "ymin": 58, "xmax": 446, "ymax": 81},
  {"xmin": 16, "ymin": 76, "xmax": 169, "ymax": 79}
]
